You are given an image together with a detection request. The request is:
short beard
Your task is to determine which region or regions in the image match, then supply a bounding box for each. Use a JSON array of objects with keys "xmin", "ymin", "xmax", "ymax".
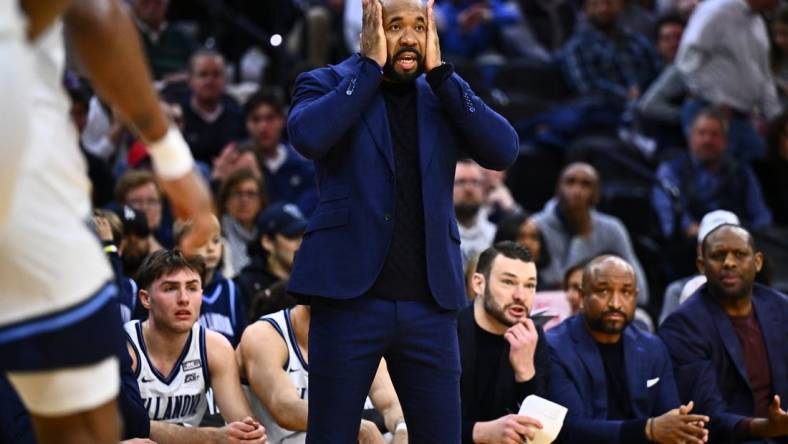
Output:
[
  {"xmin": 584, "ymin": 309, "xmax": 631, "ymax": 335},
  {"xmin": 707, "ymin": 280, "xmax": 751, "ymax": 303},
  {"xmin": 383, "ymin": 48, "xmax": 425, "ymax": 83},
  {"xmin": 455, "ymin": 203, "xmax": 481, "ymax": 223},
  {"xmin": 482, "ymin": 284, "xmax": 521, "ymax": 327}
]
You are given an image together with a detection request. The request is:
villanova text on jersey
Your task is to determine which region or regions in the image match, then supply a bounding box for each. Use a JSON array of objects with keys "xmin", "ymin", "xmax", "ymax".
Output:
[{"xmin": 144, "ymin": 392, "xmax": 203, "ymax": 421}]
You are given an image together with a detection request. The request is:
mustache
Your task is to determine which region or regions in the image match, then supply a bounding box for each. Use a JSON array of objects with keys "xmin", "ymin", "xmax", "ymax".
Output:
[
  {"xmin": 394, "ymin": 47, "xmax": 422, "ymax": 59},
  {"xmin": 602, "ymin": 308, "xmax": 626, "ymax": 317}
]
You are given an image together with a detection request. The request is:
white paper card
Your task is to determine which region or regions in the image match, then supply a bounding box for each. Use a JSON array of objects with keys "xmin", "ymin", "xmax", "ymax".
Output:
[{"xmin": 518, "ymin": 394, "xmax": 567, "ymax": 444}]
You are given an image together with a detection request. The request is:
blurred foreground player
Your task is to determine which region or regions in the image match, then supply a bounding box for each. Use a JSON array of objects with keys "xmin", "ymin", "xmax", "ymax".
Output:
[{"xmin": 0, "ymin": 0, "xmax": 214, "ymax": 442}]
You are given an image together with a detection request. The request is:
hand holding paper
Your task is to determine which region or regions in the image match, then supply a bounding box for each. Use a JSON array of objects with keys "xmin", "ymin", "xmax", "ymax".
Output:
[{"xmin": 517, "ymin": 395, "xmax": 568, "ymax": 444}]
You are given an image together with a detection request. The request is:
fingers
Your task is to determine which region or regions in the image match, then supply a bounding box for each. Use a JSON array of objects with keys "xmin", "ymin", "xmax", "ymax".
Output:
[
  {"xmin": 680, "ymin": 400, "xmax": 695, "ymax": 415},
  {"xmin": 513, "ymin": 415, "xmax": 543, "ymax": 429},
  {"xmin": 520, "ymin": 317, "xmax": 536, "ymax": 333},
  {"xmin": 681, "ymin": 414, "xmax": 710, "ymax": 424}
]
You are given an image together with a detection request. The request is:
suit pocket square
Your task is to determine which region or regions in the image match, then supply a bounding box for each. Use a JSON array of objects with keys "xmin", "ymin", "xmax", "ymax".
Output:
[{"xmin": 647, "ymin": 377, "xmax": 660, "ymax": 388}]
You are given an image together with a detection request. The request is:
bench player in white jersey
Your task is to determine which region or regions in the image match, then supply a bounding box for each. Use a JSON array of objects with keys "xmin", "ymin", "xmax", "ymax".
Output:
[
  {"xmin": 0, "ymin": 0, "xmax": 215, "ymax": 442},
  {"xmin": 237, "ymin": 304, "xmax": 408, "ymax": 443},
  {"xmin": 125, "ymin": 250, "xmax": 265, "ymax": 436}
]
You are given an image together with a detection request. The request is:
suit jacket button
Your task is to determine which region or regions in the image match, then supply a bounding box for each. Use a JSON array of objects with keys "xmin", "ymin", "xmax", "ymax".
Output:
[{"xmin": 384, "ymin": 214, "xmax": 392, "ymax": 222}]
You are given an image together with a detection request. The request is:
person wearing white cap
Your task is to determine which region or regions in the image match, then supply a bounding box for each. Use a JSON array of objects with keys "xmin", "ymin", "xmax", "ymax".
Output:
[{"xmin": 658, "ymin": 210, "xmax": 740, "ymax": 324}]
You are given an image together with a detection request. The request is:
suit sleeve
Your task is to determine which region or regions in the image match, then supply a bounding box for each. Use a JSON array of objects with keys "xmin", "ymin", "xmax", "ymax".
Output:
[
  {"xmin": 658, "ymin": 313, "xmax": 746, "ymax": 443},
  {"xmin": 287, "ymin": 57, "xmax": 383, "ymax": 160},
  {"xmin": 547, "ymin": 348, "xmax": 624, "ymax": 444},
  {"xmin": 653, "ymin": 338, "xmax": 682, "ymax": 414},
  {"xmin": 427, "ymin": 67, "xmax": 519, "ymax": 171}
]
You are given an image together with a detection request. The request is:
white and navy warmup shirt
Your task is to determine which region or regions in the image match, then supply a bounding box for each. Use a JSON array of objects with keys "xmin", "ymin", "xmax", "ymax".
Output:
[
  {"xmin": 243, "ymin": 309, "xmax": 309, "ymax": 444},
  {"xmin": 125, "ymin": 320, "xmax": 210, "ymax": 427}
]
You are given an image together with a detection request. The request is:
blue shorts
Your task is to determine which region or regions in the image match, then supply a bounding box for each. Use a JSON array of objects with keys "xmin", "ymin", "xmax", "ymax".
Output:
[{"xmin": 0, "ymin": 282, "xmax": 123, "ymax": 372}]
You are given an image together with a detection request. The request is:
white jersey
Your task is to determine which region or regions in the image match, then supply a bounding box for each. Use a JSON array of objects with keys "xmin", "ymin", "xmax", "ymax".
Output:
[
  {"xmin": 125, "ymin": 320, "xmax": 210, "ymax": 427},
  {"xmin": 0, "ymin": 21, "xmax": 112, "ymax": 326},
  {"xmin": 244, "ymin": 309, "xmax": 309, "ymax": 444}
]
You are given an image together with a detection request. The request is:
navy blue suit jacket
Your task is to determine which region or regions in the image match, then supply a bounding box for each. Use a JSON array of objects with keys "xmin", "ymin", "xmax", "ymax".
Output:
[
  {"xmin": 547, "ymin": 315, "xmax": 681, "ymax": 443},
  {"xmin": 659, "ymin": 284, "xmax": 788, "ymax": 444},
  {"xmin": 286, "ymin": 54, "xmax": 519, "ymax": 310}
]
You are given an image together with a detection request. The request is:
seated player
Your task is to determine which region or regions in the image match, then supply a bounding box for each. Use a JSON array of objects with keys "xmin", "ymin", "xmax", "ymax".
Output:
[
  {"xmin": 125, "ymin": 250, "xmax": 259, "ymax": 427},
  {"xmin": 237, "ymin": 304, "xmax": 408, "ymax": 443}
]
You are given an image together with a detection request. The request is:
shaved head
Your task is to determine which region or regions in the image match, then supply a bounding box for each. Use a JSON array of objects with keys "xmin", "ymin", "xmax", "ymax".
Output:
[
  {"xmin": 580, "ymin": 255, "xmax": 638, "ymax": 342},
  {"xmin": 582, "ymin": 255, "xmax": 635, "ymax": 292}
]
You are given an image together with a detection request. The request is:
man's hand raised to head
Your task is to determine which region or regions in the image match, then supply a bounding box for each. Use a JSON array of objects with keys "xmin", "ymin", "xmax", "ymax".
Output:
[
  {"xmin": 360, "ymin": 0, "xmax": 387, "ymax": 67},
  {"xmin": 505, "ymin": 318, "xmax": 539, "ymax": 383},
  {"xmin": 424, "ymin": 0, "xmax": 442, "ymax": 72}
]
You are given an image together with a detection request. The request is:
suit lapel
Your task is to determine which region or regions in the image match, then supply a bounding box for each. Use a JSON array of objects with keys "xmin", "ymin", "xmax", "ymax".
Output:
[
  {"xmin": 752, "ymin": 287, "xmax": 787, "ymax": 395},
  {"xmin": 570, "ymin": 317, "xmax": 608, "ymax": 418},
  {"xmin": 623, "ymin": 328, "xmax": 648, "ymax": 417},
  {"xmin": 416, "ymin": 78, "xmax": 440, "ymax": 177},
  {"xmin": 703, "ymin": 294, "xmax": 752, "ymax": 390},
  {"xmin": 361, "ymin": 94, "xmax": 395, "ymax": 174}
]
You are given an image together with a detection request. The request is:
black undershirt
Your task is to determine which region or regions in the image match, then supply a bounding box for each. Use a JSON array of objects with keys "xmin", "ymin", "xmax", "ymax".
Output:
[
  {"xmin": 365, "ymin": 77, "xmax": 431, "ymax": 302},
  {"xmin": 597, "ymin": 340, "xmax": 650, "ymax": 443}
]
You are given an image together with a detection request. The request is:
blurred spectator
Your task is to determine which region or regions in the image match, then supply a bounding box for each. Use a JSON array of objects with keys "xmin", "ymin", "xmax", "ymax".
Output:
[
  {"xmin": 217, "ymin": 169, "xmax": 267, "ymax": 274},
  {"xmin": 287, "ymin": 0, "xmax": 347, "ymax": 68},
  {"xmin": 455, "ymin": 159, "xmax": 497, "ymax": 272},
  {"xmin": 459, "ymin": 242, "xmax": 549, "ymax": 444},
  {"xmin": 532, "ymin": 163, "xmax": 650, "ymax": 304},
  {"xmin": 676, "ymin": 0, "xmax": 781, "ymax": 162},
  {"xmin": 493, "ymin": 214, "xmax": 552, "ymax": 290},
  {"xmin": 130, "ymin": 0, "xmax": 198, "ymax": 80},
  {"xmin": 180, "ymin": 49, "xmax": 246, "ymax": 164},
  {"xmin": 655, "ymin": 14, "xmax": 684, "ymax": 64},
  {"xmin": 658, "ymin": 209, "xmax": 740, "ymax": 324},
  {"xmin": 175, "ymin": 216, "xmax": 247, "ymax": 347},
  {"xmin": 236, "ymin": 90, "xmax": 317, "ymax": 214},
  {"xmin": 481, "ymin": 168, "xmax": 523, "ymax": 224},
  {"xmin": 236, "ymin": 202, "xmax": 304, "ymax": 322},
  {"xmin": 80, "ymin": 96, "xmax": 123, "ymax": 163},
  {"xmin": 93, "ymin": 208, "xmax": 140, "ymax": 323},
  {"xmin": 116, "ymin": 205, "xmax": 154, "ymax": 282},
  {"xmin": 115, "ymin": 169, "xmax": 172, "ymax": 249},
  {"xmin": 508, "ymin": 0, "xmax": 578, "ymax": 62},
  {"xmin": 562, "ymin": 260, "xmax": 587, "ymax": 315},
  {"xmin": 66, "ymin": 82, "xmax": 116, "ymax": 208},
  {"xmin": 636, "ymin": 64, "xmax": 686, "ymax": 126},
  {"xmin": 659, "ymin": 225, "xmax": 788, "ymax": 443},
  {"xmin": 754, "ymin": 111, "xmax": 788, "ymax": 225},
  {"xmin": 770, "ymin": 4, "xmax": 788, "ymax": 99},
  {"xmin": 619, "ymin": 0, "xmax": 657, "ymax": 38},
  {"xmin": 548, "ymin": 255, "xmax": 705, "ymax": 444},
  {"xmin": 434, "ymin": 0, "xmax": 523, "ymax": 59},
  {"xmin": 652, "ymin": 108, "xmax": 772, "ymax": 240},
  {"xmin": 562, "ymin": 0, "xmax": 661, "ymax": 109},
  {"xmin": 655, "ymin": 0, "xmax": 697, "ymax": 20},
  {"xmin": 634, "ymin": 14, "xmax": 687, "ymax": 151}
]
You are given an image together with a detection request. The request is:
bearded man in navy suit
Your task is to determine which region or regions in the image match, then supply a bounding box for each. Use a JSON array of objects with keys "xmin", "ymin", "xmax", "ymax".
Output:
[{"xmin": 285, "ymin": 0, "xmax": 519, "ymax": 441}]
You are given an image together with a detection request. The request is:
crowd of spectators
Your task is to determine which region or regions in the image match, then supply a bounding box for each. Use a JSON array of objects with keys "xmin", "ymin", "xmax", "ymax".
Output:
[{"xmin": 4, "ymin": 0, "xmax": 788, "ymax": 441}]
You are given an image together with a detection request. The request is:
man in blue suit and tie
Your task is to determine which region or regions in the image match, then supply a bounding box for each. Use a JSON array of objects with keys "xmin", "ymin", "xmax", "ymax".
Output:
[
  {"xmin": 660, "ymin": 224, "xmax": 788, "ymax": 443},
  {"xmin": 285, "ymin": 0, "xmax": 519, "ymax": 440},
  {"xmin": 548, "ymin": 255, "xmax": 709, "ymax": 444}
]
